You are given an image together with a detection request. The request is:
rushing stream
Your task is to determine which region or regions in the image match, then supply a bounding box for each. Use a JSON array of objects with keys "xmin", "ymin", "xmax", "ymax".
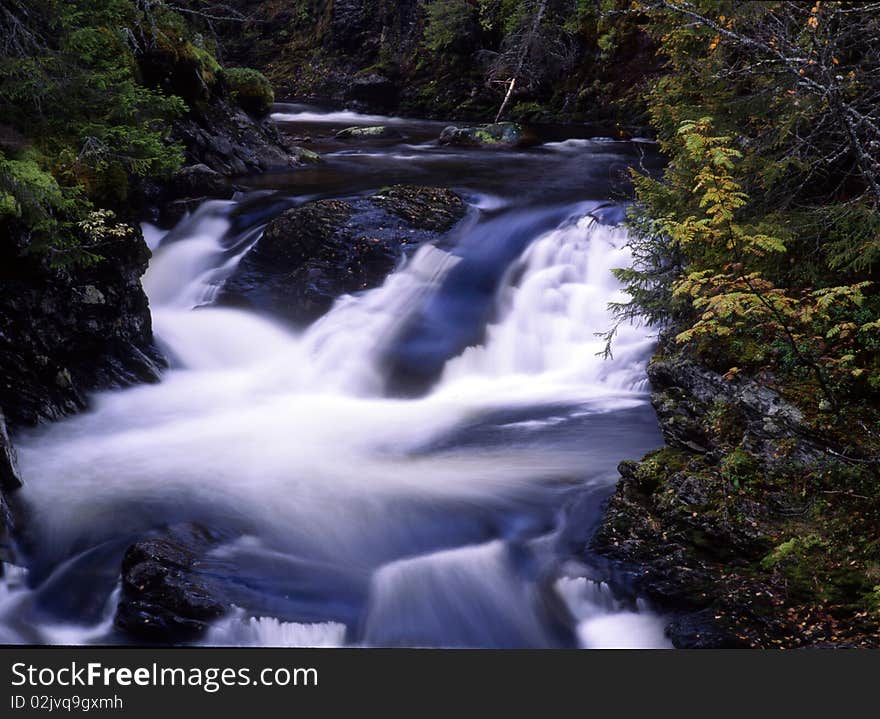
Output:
[{"xmin": 0, "ymin": 105, "xmax": 671, "ymax": 648}]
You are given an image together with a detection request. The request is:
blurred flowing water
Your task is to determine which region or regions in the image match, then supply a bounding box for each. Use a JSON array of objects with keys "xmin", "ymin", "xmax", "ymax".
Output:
[{"xmin": 0, "ymin": 105, "xmax": 670, "ymax": 648}]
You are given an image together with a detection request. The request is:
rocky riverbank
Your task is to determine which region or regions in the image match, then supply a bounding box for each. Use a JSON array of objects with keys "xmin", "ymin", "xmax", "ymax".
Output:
[
  {"xmin": 591, "ymin": 341, "xmax": 880, "ymax": 648},
  {"xmin": 203, "ymin": 0, "xmax": 660, "ymax": 130},
  {"xmin": 0, "ymin": 53, "xmax": 297, "ymax": 571}
]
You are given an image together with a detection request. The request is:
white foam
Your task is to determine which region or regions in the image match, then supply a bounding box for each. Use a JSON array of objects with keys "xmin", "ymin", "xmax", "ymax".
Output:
[
  {"xmin": 205, "ymin": 612, "xmax": 346, "ymax": 647},
  {"xmin": 271, "ymin": 108, "xmax": 404, "ymax": 125},
  {"xmin": 13, "ymin": 197, "xmax": 662, "ymax": 647},
  {"xmin": 556, "ymin": 576, "xmax": 671, "ymax": 649},
  {"xmin": 438, "ymin": 216, "xmax": 654, "ymax": 402}
]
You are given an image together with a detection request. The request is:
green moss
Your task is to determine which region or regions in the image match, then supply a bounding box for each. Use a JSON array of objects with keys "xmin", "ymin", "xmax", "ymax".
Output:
[
  {"xmin": 0, "ymin": 1, "xmax": 200, "ymax": 264},
  {"xmin": 510, "ymin": 101, "xmax": 550, "ymax": 122},
  {"xmin": 633, "ymin": 447, "xmax": 690, "ymax": 491},
  {"xmin": 761, "ymin": 535, "xmax": 825, "ymax": 571},
  {"xmin": 224, "ymin": 67, "xmax": 274, "ymax": 117},
  {"xmin": 720, "ymin": 446, "xmax": 759, "ymax": 489},
  {"xmin": 759, "ymin": 532, "xmax": 876, "ymax": 606},
  {"xmin": 338, "ymin": 126, "xmax": 391, "ymax": 138},
  {"xmin": 868, "ymin": 586, "xmax": 880, "ymax": 612},
  {"xmin": 706, "ymin": 398, "xmax": 745, "ymax": 446}
]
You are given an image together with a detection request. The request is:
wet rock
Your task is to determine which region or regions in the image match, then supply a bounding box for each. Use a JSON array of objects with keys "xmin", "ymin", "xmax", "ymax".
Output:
[
  {"xmin": 439, "ymin": 122, "xmax": 528, "ymax": 148},
  {"xmin": 290, "ymin": 146, "xmax": 322, "ymax": 164},
  {"xmin": 171, "ymin": 163, "xmax": 231, "ymax": 200},
  {"xmin": 0, "ymin": 409, "xmax": 22, "ymax": 491},
  {"xmin": 115, "ymin": 525, "xmax": 227, "ymax": 643},
  {"xmin": 171, "ymin": 100, "xmax": 295, "ymax": 178},
  {"xmin": 217, "ymin": 185, "xmax": 466, "ymax": 326},
  {"xmin": 335, "ymin": 125, "xmax": 402, "ymax": 140},
  {"xmin": 647, "ymin": 352, "xmax": 823, "ymax": 465},
  {"xmin": 0, "ymin": 409, "xmax": 16, "ymax": 565},
  {"xmin": 665, "ymin": 609, "xmax": 749, "ymax": 649},
  {"xmin": 0, "ymin": 494, "xmax": 13, "ymax": 564},
  {"xmin": 590, "ymin": 336, "xmax": 880, "ymax": 648},
  {"xmin": 591, "ymin": 451, "xmax": 785, "ymax": 647},
  {"xmin": 0, "ymin": 225, "xmax": 165, "ymax": 429},
  {"xmin": 370, "ymin": 185, "xmax": 466, "ymax": 232},
  {"xmin": 150, "ymin": 97, "xmax": 305, "ymax": 226}
]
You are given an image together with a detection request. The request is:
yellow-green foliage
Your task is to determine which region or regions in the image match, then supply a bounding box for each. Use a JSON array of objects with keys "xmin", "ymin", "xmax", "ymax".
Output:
[
  {"xmin": 614, "ymin": 3, "xmax": 880, "ymax": 406},
  {"xmin": 224, "ymin": 67, "xmax": 275, "ymax": 117},
  {"xmin": 631, "ymin": 117, "xmax": 880, "ymax": 402},
  {"xmin": 760, "ymin": 535, "xmax": 827, "ymax": 572}
]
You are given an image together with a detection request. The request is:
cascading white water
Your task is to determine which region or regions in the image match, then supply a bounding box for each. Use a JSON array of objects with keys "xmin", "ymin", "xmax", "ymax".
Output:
[
  {"xmin": 556, "ymin": 575, "xmax": 670, "ymax": 649},
  {"xmin": 204, "ymin": 611, "xmax": 346, "ymax": 648},
  {"xmin": 439, "ymin": 216, "xmax": 653, "ymax": 401},
  {"xmin": 4, "ymin": 188, "xmax": 669, "ymax": 648}
]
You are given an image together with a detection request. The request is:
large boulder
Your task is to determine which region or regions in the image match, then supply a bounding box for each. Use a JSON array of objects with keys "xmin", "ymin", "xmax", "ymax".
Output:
[
  {"xmin": 171, "ymin": 100, "xmax": 295, "ymax": 178},
  {"xmin": 439, "ymin": 122, "xmax": 529, "ymax": 148},
  {"xmin": 591, "ymin": 339, "xmax": 880, "ymax": 648},
  {"xmin": 224, "ymin": 67, "xmax": 275, "ymax": 118},
  {"xmin": 346, "ymin": 74, "xmax": 400, "ymax": 110},
  {"xmin": 646, "ymin": 352, "xmax": 823, "ymax": 464},
  {"xmin": 217, "ymin": 185, "xmax": 466, "ymax": 326},
  {"xmin": 170, "ymin": 163, "xmax": 231, "ymax": 200}
]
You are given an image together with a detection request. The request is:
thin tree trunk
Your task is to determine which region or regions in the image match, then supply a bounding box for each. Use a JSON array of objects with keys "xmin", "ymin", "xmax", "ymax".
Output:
[
  {"xmin": 494, "ymin": 77, "xmax": 517, "ymax": 123},
  {"xmin": 494, "ymin": 0, "xmax": 547, "ymax": 122}
]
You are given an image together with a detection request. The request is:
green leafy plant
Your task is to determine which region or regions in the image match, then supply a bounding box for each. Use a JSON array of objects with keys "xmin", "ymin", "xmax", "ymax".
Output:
[{"xmin": 224, "ymin": 67, "xmax": 274, "ymax": 117}]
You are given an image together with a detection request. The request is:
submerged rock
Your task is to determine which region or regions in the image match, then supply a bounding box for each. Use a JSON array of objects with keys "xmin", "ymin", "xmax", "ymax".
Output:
[
  {"xmin": 335, "ymin": 125, "xmax": 402, "ymax": 139},
  {"xmin": 439, "ymin": 122, "xmax": 528, "ymax": 148},
  {"xmin": 290, "ymin": 146, "xmax": 322, "ymax": 164},
  {"xmin": 217, "ymin": 185, "xmax": 466, "ymax": 326},
  {"xmin": 115, "ymin": 525, "xmax": 227, "ymax": 643}
]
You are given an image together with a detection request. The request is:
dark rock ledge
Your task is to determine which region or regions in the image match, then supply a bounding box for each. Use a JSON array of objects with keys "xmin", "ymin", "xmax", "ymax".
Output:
[{"xmin": 591, "ymin": 349, "xmax": 880, "ymax": 648}]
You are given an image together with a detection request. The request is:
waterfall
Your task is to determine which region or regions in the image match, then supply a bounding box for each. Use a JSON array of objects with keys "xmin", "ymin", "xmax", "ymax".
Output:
[
  {"xmin": 7, "ymin": 186, "xmax": 665, "ymax": 648},
  {"xmin": 438, "ymin": 215, "xmax": 653, "ymax": 401}
]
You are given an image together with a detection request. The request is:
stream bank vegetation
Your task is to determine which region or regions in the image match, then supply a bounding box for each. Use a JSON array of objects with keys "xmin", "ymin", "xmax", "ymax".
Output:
[
  {"xmin": 606, "ymin": 1, "xmax": 880, "ymax": 645},
  {"xmin": 2, "ymin": 0, "xmax": 878, "ymax": 646},
  {"xmin": 0, "ymin": 0, "xmax": 271, "ymax": 267}
]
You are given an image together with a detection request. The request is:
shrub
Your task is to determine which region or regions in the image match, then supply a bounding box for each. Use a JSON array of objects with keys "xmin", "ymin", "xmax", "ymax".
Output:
[
  {"xmin": 423, "ymin": 0, "xmax": 478, "ymax": 54},
  {"xmin": 224, "ymin": 67, "xmax": 274, "ymax": 117}
]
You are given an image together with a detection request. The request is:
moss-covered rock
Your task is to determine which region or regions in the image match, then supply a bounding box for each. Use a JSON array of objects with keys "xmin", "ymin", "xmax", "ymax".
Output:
[
  {"xmin": 591, "ymin": 341, "xmax": 880, "ymax": 648},
  {"xmin": 224, "ymin": 67, "xmax": 275, "ymax": 117},
  {"xmin": 438, "ymin": 122, "xmax": 529, "ymax": 148},
  {"xmin": 290, "ymin": 146, "xmax": 322, "ymax": 164},
  {"xmin": 335, "ymin": 125, "xmax": 403, "ymax": 140}
]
